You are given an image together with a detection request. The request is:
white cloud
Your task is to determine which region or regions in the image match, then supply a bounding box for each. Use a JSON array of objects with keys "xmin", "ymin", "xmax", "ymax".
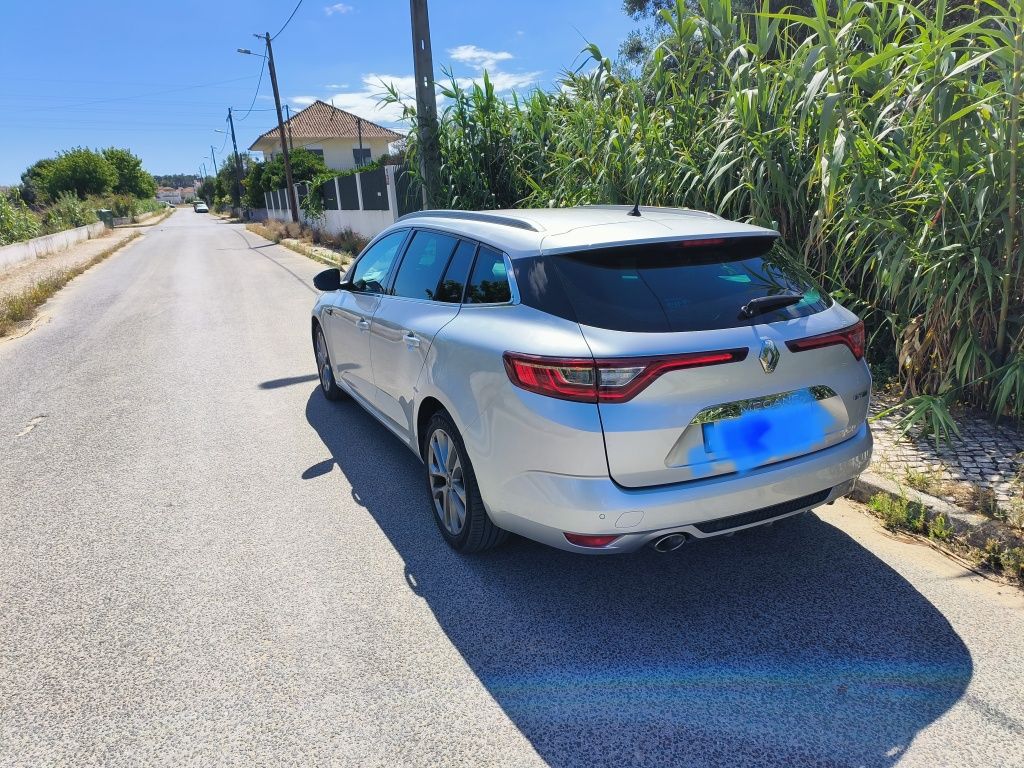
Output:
[
  {"xmin": 289, "ymin": 73, "xmax": 418, "ymax": 128},
  {"xmin": 446, "ymin": 43, "xmax": 541, "ymax": 93},
  {"xmin": 324, "ymin": 3, "xmax": 353, "ymax": 15},
  {"xmin": 286, "ymin": 44, "xmax": 542, "ymax": 131},
  {"xmin": 483, "ymin": 70, "xmax": 542, "ymax": 92},
  {"xmin": 448, "ymin": 44, "xmax": 514, "ymax": 72}
]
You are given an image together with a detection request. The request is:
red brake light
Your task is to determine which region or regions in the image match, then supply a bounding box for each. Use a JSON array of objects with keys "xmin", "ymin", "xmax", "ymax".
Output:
[
  {"xmin": 503, "ymin": 348, "xmax": 748, "ymax": 403},
  {"xmin": 679, "ymin": 237, "xmax": 726, "ymax": 248},
  {"xmin": 786, "ymin": 320, "xmax": 865, "ymax": 360},
  {"xmin": 564, "ymin": 532, "xmax": 620, "ymax": 548}
]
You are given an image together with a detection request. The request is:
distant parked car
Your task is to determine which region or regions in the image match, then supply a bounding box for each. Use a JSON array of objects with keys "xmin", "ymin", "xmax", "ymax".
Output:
[
  {"xmin": 310, "ymin": 206, "xmax": 872, "ymax": 554},
  {"xmin": 194, "ymin": 202, "xmax": 209, "ymax": 213}
]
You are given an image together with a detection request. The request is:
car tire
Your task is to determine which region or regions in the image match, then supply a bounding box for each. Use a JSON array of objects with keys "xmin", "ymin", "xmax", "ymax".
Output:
[
  {"xmin": 313, "ymin": 324, "xmax": 344, "ymax": 401},
  {"xmin": 424, "ymin": 411, "xmax": 507, "ymax": 553}
]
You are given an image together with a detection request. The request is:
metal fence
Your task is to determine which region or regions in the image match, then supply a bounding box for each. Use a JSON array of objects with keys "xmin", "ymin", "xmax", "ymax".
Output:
[{"xmin": 263, "ymin": 164, "xmax": 421, "ymax": 215}]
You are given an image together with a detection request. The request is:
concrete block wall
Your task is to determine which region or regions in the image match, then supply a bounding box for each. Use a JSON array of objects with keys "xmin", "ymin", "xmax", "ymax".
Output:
[{"xmin": 0, "ymin": 221, "xmax": 107, "ymax": 273}]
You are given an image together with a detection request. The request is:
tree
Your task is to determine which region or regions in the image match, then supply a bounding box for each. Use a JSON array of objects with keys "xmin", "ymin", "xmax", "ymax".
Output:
[
  {"xmin": 242, "ymin": 161, "xmax": 266, "ymax": 208},
  {"xmin": 102, "ymin": 147, "xmax": 157, "ymax": 198},
  {"xmin": 46, "ymin": 148, "xmax": 117, "ymax": 200},
  {"xmin": 260, "ymin": 148, "xmax": 328, "ymax": 192},
  {"xmin": 20, "ymin": 158, "xmax": 55, "ymax": 207}
]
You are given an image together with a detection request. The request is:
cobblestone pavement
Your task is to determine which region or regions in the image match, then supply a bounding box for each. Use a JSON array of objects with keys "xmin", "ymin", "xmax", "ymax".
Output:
[{"xmin": 869, "ymin": 396, "xmax": 1024, "ymax": 512}]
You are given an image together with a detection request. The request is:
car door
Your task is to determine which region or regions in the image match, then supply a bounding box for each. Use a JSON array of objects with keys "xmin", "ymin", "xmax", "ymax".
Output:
[
  {"xmin": 324, "ymin": 229, "xmax": 409, "ymax": 403},
  {"xmin": 369, "ymin": 232, "xmax": 477, "ymax": 438}
]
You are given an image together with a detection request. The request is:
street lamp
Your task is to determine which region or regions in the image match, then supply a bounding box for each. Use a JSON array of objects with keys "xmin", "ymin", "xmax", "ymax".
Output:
[{"xmin": 239, "ymin": 35, "xmax": 297, "ymax": 222}]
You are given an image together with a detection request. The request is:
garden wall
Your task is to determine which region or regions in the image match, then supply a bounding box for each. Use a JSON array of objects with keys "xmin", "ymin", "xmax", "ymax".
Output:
[{"xmin": 0, "ymin": 221, "xmax": 107, "ymax": 272}]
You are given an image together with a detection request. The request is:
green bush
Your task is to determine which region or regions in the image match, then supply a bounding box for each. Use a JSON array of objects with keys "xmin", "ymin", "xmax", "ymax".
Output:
[
  {"xmin": 102, "ymin": 147, "xmax": 157, "ymax": 199},
  {"xmin": 46, "ymin": 148, "xmax": 117, "ymax": 200},
  {"xmin": 0, "ymin": 192, "xmax": 41, "ymax": 245},
  {"xmin": 41, "ymin": 192, "xmax": 98, "ymax": 234}
]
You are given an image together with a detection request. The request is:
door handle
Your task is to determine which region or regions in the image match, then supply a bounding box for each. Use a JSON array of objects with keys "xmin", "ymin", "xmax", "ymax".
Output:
[
  {"xmin": 357, "ymin": 317, "xmax": 370, "ymax": 331},
  {"xmin": 404, "ymin": 332, "xmax": 420, "ymax": 349}
]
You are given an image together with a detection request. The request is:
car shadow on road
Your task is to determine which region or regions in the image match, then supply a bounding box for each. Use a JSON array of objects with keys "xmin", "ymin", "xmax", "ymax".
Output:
[{"xmin": 304, "ymin": 390, "xmax": 972, "ymax": 768}]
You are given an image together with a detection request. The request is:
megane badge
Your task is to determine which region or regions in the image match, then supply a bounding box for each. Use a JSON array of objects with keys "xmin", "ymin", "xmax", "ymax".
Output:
[{"xmin": 759, "ymin": 338, "xmax": 780, "ymax": 375}]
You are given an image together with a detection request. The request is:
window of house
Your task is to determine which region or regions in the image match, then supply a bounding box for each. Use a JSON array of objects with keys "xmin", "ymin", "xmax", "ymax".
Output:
[{"xmin": 353, "ymin": 147, "xmax": 371, "ymax": 167}]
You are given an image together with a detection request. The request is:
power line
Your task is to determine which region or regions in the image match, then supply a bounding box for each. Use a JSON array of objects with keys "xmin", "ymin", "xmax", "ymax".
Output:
[
  {"xmin": 272, "ymin": 0, "xmax": 304, "ymax": 40},
  {"xmin": 235, "ymin": 55, "xmax": 267, "ymax": 122},
  {"xmin": 17, "ymin": 75, "xmax": 257, "ymax": 114}
]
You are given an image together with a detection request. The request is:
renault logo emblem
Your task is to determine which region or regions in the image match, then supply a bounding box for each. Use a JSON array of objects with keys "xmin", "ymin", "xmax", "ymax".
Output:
[{"xmin": 759, "ymin": 338, "xmax": 780, "ymax": 375}]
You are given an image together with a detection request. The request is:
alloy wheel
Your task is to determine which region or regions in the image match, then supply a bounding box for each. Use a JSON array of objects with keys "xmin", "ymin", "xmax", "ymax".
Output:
[
  {"xmin": 427, "ymin": 428, "xmax": 467, "ymax": 536},
  {"xmin": 315, "ymin": 330, "xmax": 332, "ymax": 393}
]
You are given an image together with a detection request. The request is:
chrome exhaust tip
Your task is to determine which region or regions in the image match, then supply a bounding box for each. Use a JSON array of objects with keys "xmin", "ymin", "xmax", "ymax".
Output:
[{"xmin": 652, "ymin": 533, "xmax": 687, "ymax": 553}]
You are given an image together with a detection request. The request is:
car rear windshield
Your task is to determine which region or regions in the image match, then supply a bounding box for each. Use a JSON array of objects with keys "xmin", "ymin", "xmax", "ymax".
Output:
[{"xmin": 517, "ymin": 236, "xmax": 830, "ymax": 333}]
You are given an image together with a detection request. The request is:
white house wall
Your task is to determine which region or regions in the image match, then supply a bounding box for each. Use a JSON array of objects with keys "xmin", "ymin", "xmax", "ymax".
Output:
[{"xmin": 261, "ymin": 137, "xmax": 393, "ymax": 172}]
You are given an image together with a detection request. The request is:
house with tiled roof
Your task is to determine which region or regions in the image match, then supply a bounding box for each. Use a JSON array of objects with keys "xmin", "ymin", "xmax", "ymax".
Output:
[{"xmin": 249, "ymin": 100, "xmax": 403, "ymax": 172}]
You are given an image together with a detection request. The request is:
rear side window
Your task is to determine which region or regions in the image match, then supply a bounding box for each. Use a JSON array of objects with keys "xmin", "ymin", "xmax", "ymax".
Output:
[
  {"xmin": 544, "ymin": 237, "xmax": 830, "ymax": 332},
  {"xmin": 435, "ymin": 240, "xmax": 476, "ymax": 303},
  {"xmin": 391, "ymin": 230, "xmax": 457, "ymax": 300},
  {"xmin": 465, "ymin": 247, "xmax": 511, "ymax": 304}
]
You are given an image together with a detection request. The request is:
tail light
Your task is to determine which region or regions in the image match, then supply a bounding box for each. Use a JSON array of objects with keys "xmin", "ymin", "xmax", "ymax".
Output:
[
  {"xmin": 786, "ymin": 320, "xmax": 865, "ymax": 360},
  {"xmin": 503, "ymin": 348, "xmax": 748, "ymax": 403},
  {"xmin": 563, "ymin": 532, "xmax": 620, "ymax": 548}
]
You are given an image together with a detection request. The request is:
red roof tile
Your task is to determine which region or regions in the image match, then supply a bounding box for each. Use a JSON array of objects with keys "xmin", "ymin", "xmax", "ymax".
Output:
[{"xmin": 249, "ymin": 100, "xmax": 402, "ymax": 149}]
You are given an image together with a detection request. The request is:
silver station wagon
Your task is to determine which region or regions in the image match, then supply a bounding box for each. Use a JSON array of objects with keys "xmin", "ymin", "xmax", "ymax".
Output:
[{"xmin": 311, "ymin": 206, "xmax": 873, "ymax": 554}]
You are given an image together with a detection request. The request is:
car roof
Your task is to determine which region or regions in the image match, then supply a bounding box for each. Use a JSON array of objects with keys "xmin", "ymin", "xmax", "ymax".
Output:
[{"xmin": 394, "ymin": 205, "xmax": 779, "ymax": 258}]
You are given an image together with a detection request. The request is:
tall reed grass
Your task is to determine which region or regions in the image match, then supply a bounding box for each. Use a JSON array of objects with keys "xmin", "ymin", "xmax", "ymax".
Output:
[{"xmin": 390, "ymin": 0, "xmax": 1024, "ymax": 429}]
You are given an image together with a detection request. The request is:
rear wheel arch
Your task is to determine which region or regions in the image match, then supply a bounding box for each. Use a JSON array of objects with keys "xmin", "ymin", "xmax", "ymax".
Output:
[{"xmin": 416, "ymin": 396, "xmax": 446, "ymax": 458}]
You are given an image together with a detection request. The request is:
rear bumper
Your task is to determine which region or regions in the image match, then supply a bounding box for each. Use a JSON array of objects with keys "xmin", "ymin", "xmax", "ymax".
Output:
[{"xmin": 486, "ymin": 422, "xmax": 872, "ymax": 553}]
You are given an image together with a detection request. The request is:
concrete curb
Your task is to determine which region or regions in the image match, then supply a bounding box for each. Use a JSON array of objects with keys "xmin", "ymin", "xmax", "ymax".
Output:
[{"xmin": 851, "ymin": 471, "xmax": 1023, "ymax": 549}]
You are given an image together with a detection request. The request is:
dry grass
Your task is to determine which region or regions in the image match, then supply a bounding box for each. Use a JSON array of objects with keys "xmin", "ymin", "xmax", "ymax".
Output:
[
  {"xmin": 0, "ymin": 232, "xmax": 141, "ymax": 337},
  {"xmin": 246, "ymin": 221, "xmax": 361, "ymax": 269}
]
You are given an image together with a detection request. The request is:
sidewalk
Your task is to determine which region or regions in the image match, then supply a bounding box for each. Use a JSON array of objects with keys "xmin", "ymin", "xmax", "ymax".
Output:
[
  {"xmin": 0, "ymin": 227, "xmax": 143, "ymax": 302},
  {"xmin": 869, "ymin": 395, "xmax": 1024, "ymax": 515}
]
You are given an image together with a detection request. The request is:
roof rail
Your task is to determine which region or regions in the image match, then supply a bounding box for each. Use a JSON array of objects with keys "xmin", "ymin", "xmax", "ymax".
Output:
[
  {"xmin": 580, "ymin": 204, "xmax": 723, "ymax": 220},
  {"xmin": 396, "ymin": 210, "xmax": 543, "ymax": 232}
]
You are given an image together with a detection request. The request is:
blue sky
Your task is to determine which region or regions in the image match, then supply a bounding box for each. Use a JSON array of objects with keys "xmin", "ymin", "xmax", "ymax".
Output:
[{"xmin": 0, "ymin": 1, "xmax": 633, "ymax": 184}]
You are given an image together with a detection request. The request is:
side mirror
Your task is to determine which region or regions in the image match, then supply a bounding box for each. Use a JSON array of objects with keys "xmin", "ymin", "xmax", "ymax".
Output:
[{"xmin": 313, "ymin": 268, "xmax": 341, "ymax": 292}]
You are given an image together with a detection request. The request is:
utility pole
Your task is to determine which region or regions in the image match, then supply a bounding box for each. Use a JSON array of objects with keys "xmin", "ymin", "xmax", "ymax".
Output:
[
  {"xmin": 262, "ymin": 32, "xmax": 299, "ymax": 222},
  {"xmin": 410, "ymin": 0, "xmax": 441, "ymax": 208},
  {"xmin": 284, "ymin": 104, "xmax": 295, "ymax": 151},
  {"xmin": 227, "ymin": 108, "xmax": 243, "ymax": 212},
  {"xmin": 210, "ymin": 145, "xmax": 219, "ymax": 175}
]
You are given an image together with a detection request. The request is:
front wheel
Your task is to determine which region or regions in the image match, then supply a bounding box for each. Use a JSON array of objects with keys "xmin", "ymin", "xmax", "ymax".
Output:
[
  {"xmin": 313, "ymin": 325, "xmax": 344, "ymax": 401},
  {"xmin": 424, "ymin": 411, "xmax": 507, "ymax": 553}
]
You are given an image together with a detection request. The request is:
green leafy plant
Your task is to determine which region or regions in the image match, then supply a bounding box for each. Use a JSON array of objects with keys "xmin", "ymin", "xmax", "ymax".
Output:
[
  {"xmin": 929, "ymin": 513, "xmax": 954, "ymax": 542},
  {"xmin": 46, "ymin": 147, "xmax": 117, "ymax": 199},
  {"xmin": 0, "ymin": 191, "xmax": 41, "ymax": 245},
  {"xmin": 1003, "ymin": 547, "xmax": 1024, "ymax": 584},
  {"xmin": 41, "ymin": 191, "xmax": 98, "ymax": 233}
]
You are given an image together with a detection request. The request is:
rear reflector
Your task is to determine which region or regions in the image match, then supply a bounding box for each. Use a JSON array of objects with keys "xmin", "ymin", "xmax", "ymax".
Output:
[
  {"xmin": 786, "ymin": 320, "xmax": 865, "ymax": 360},
  {"xmin": 503, "ymin": 348, "xmax": 748, "ymax": 403},
  {"xmin": 563, "ymin": 532, "xmax": 620, "ymax": 548}
]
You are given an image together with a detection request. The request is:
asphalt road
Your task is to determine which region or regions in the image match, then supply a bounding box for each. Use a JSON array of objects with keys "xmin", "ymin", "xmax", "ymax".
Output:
[{"xmin": 2, "ymin": 211, "xmax": 1023, "ymax": 767}]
